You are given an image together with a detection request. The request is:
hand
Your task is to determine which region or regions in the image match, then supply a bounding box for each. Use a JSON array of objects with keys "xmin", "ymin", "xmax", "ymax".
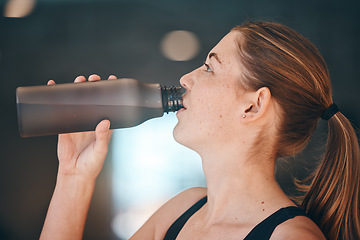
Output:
[{"xmin": 47, "ymin": 74, "xmax": 117, "ymax": 180}]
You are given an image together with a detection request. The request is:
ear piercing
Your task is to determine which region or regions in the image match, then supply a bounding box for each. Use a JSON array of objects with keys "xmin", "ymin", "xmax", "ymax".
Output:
[{"xmin": 242, "ymin": 115, "xmax": 246, "ymax": 118}]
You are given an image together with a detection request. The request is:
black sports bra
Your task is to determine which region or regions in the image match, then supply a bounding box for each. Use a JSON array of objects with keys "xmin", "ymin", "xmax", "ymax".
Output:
[{"xmin": 164, "ymin": 196, "xmax": 308, "ymax": 240}]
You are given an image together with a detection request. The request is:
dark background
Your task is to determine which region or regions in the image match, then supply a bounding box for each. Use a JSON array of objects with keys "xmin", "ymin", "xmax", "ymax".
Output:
[{"xmin": 0, "ymin": 0, "xmax": 359, "ymax": 239}]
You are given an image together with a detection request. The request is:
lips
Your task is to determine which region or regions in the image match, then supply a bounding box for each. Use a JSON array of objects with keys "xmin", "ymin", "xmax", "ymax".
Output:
[
  {"xmin": 181, "ymin": 99, "xmax": 187, "ymax": 110},
  {"xmin": 177, "ymin": 99, "xmax": 187, "ymax": 115},
  {"xmin": 177, "ymin": 108, "xmax": 186, "ymax": 113}
]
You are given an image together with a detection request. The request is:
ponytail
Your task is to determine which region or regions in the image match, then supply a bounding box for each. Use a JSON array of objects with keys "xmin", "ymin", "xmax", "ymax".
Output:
[
  {"xmin": 302, "ymin": 112, "xmax": 360, "ymax": 239},
  {"xmin": 232, "ymin": 21, "xmax": 360, "ymax": 239}
]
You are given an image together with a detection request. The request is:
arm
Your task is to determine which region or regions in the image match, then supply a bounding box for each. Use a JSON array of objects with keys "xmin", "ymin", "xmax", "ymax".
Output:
[
  {"xmin": 40, "ymin": 75, "xmax": 115, "ymax": 240},
  {"xmin": 41, "ymin": 74, "xmax": 205, "ymax": 239},
  {"xmin": 40, "ymin": 172, "xmax": 97, "ymax": 240}
]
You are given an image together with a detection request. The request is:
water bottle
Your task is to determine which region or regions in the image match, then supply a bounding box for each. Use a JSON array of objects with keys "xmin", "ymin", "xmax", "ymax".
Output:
[{"xmin": 16, "ymin": 78, "xmax": 184, "ymax": 137}]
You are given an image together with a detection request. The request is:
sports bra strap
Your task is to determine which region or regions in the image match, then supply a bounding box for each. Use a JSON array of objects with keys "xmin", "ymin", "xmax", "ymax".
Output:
[
  {"xmin": 244, "ymin": 206, "xmax": 308, "ymax": 239},
  {"xmin": 163, "ymin": 196, "xmax": 308, "ymax": 240},
  {"xmin": 163, "ymin": 196, "xmax": 207, "ymax": 240}
]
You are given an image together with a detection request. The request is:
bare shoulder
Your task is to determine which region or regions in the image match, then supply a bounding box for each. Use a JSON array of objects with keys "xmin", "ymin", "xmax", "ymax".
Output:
[
  {"xmin": 130, "ymin": 187, "xmax": 207, "ymax": 240},
  {"xmin": 270, "ymin": 215, "xmax": 326, "ymax": 240},
  {"xmin": 153, "ymin": 187, "xmax": 208, "ymax": 223}
]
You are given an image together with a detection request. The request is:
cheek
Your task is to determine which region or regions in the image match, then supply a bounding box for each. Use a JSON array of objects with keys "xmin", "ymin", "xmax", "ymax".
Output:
[
  {"xmin": 173, "ymin": 105, "xmax": 222, "ymax": 146},
  {"xmin": 173, "ymin": 86, "xmax": 237, "ymax": 146},
  {"xmin": 192, "ymin": 97, "xmax": 227, "ymax": 135}
]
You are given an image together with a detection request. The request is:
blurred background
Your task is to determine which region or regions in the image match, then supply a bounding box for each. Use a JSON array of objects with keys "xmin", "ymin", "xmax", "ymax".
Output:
[{"xmin": 0, "ymin": 0, "xmax": 359, "ymax": 239}]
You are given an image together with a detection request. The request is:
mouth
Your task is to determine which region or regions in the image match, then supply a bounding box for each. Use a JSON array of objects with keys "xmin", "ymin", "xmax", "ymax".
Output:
[
  {"xmin": 181, "ymin": 100, "xmax": 187, "ymax": 110},
  {"xmin": 177, "ymin": 108, "xmax": 185, "ymax": 113},
  {"xmin": 177, "ymin": 101, "xmax": 187, "ymax": 114}
]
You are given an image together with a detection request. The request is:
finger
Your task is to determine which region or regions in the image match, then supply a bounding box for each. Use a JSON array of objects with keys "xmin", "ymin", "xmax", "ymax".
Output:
[
  {"xmin": 107, "ymin": 129, "xmax": 113, "ymax": 142},
  {"xmin": 47, "ymin": 80, "xmax": 56, "ymax": 85},
  {"xmin": 88, "ymin": 74, "xmax": 101, "ymax": 82},
  {"xmin": 74, "ymin": 75, "xmax": 86, "ymax": 83},
  {"xmin": 107, "ymin": 75, "xmax": 117, "ymax": 80},
  {"xmin": 93, "ymin": 120, "xmax": 111, "ymax": 157}
]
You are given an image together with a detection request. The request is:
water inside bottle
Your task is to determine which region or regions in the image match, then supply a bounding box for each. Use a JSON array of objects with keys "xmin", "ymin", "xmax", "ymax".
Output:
[{"xmin": 17, "ymin": 103, "xmax": 164, "ymax": 137}]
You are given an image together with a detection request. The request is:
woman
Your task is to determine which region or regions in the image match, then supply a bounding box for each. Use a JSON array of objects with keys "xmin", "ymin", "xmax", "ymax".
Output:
[{"xmin": 40, "ymin": 22, "xmax": 360, "ymax": 240}]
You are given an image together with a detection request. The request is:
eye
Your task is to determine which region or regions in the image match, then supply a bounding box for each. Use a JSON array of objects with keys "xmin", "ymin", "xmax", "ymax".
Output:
[{"xmin": 203, "ymin": 62, "xmax": 213, "ymax": 73}]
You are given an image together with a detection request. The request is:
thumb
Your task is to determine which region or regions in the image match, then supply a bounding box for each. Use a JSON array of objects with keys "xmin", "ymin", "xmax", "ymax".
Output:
[{"xmin": 93, "ymin": 120, "xmax": 111, "ymax": 157}]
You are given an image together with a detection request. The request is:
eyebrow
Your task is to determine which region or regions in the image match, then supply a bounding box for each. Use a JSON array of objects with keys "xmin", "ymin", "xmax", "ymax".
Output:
[{"xmin": 208, "ymin": 52, "xmax": 222, "ymax": 64}]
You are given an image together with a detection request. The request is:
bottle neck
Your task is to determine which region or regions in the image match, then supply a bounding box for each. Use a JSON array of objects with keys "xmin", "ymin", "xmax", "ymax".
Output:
[{"xmin": 161, "ymin": 86, "xmax": 184, "ymax": 113}]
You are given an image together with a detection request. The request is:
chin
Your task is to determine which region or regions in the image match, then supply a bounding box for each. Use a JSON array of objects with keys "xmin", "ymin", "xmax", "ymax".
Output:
[
  {"xmin": 173, "ymin": 123, "xmax": 188, "ymax": 145},
  {"xmin": 172, "ymin": 123, "xmax": 184, "ymax": 144},
  {"xmin": 173, "ymin": 124, "xmax": 200, "ymax": 152}
]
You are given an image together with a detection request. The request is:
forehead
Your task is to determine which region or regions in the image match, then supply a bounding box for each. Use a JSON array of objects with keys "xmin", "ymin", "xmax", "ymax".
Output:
[{"xmin": 208, "ymin": 32, "xmax": 241, "ymax": 63}]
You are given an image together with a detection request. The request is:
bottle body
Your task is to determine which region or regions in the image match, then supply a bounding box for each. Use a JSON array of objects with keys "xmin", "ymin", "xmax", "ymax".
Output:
[{"xmin": 16, "ymin": 78, "xmax": 183, "ymax": 137}]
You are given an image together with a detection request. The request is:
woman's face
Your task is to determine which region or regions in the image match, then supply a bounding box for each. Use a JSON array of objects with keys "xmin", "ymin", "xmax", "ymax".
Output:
[{"xmin": 173, "ymin": 31, "xmax": 248, "ymax": 152}]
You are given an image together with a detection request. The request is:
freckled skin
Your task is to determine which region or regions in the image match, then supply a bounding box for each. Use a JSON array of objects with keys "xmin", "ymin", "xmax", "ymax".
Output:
[
  {"xmin": 173, "ymin": 32, "xmax": 246, "ymax": 153},
  {"xmin": 165, "ymin": 31, "xmax": 325, "ymax": 240}
]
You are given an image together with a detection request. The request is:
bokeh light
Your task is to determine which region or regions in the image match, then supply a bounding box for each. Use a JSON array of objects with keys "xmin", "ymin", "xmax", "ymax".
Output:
[
  {"xmin": 160, "ymin": 30, "xmax": 200, "ymax": 61},
  {"xmin": 4, "ymin": 0, "xmax": 36, "ymax": 18}
]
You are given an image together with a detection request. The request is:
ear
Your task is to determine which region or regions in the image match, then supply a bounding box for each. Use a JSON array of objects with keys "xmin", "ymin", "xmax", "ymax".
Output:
[{"xmin": 241, "ymin": 87, "xmax": 271, "ymax": 121}]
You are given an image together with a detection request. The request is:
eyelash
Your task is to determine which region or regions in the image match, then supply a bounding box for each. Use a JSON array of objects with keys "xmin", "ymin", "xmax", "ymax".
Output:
[{"xmin": 203, "ymin": 62, "xmax": 213, "ymax": 72}]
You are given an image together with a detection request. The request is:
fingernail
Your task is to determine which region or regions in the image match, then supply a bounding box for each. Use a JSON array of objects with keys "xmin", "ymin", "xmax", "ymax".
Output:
[
  {"xmin": 104, "ymin": 120, "xmax": 110, "ymax": 129},
  {"xmin": 74, "ymin": 76, "xmax": 83, "ymax": 82}
]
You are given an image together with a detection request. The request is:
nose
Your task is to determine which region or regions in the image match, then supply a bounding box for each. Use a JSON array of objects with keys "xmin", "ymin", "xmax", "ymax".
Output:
[{"xmin": 179, "ymin": 70, "xmax": 194, "ymax": 91}]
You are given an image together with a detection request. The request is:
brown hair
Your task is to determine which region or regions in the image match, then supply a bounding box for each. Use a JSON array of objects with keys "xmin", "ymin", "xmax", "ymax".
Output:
[{"xmin": 232, "ymin": 22, "xmax": 360, "ymax": 240}]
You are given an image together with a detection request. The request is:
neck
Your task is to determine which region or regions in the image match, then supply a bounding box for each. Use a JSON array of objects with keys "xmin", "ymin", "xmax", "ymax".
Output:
[{"xmin": 198, "ymin": 145, "xmax": 294, "ymax": 225}]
